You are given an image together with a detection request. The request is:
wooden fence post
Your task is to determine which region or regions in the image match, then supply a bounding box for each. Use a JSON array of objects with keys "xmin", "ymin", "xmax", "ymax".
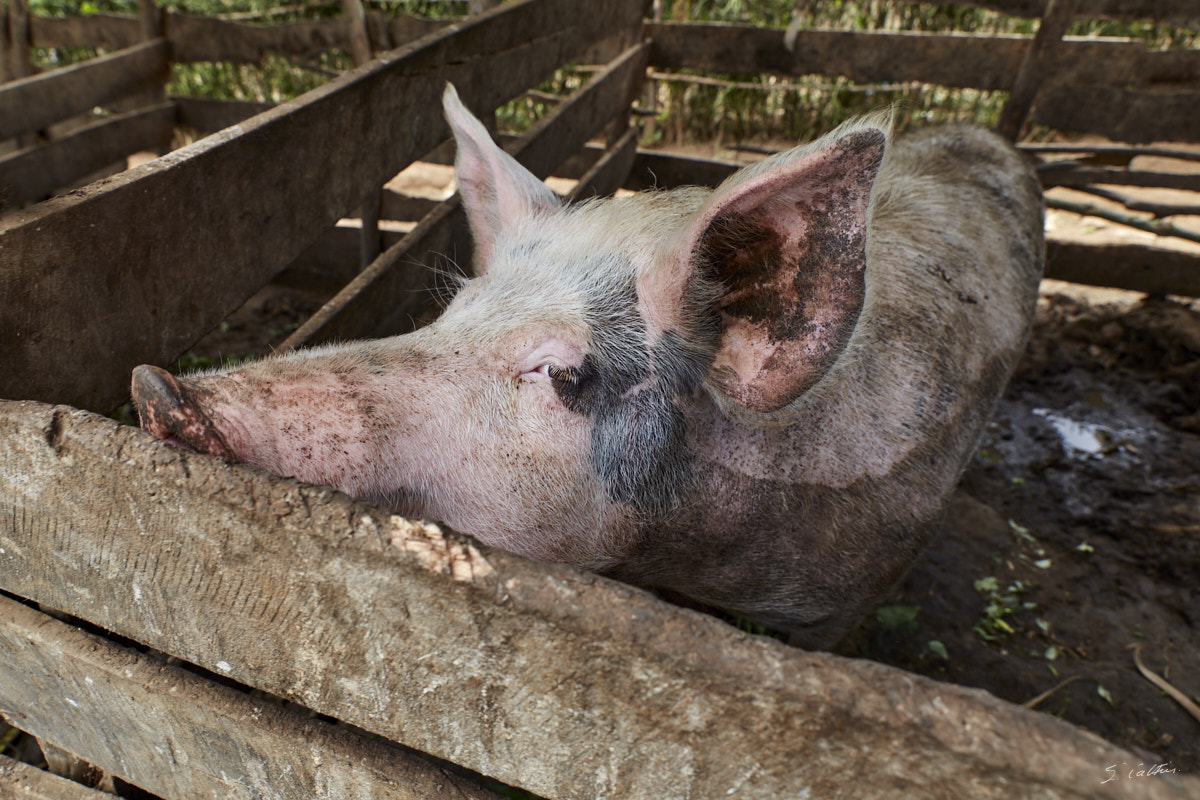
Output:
[
  {"xmin": 639, "ymin": 0, "xmax": 663, "ymax": 143},
  {"xmin": 996, "ymin": 0, "xmax": 1078, "ymax": 141},
  {"xmin": 3, "ymin": 0, "xmax": 31, "ymax": 84},
  {"xmin": 3, "ymin": 0, "xmax": 36, "ymax": 151},
  {"xmin": 138, "ymin": 0, "xmax": 160, "ymax": 41},
  {"xmin": 0, "ymin": 3, "xmax": 9, "ymax": 85},
  {"xmin": 344, "ymin": 0, "xmax": 381, "ymax": 268}
]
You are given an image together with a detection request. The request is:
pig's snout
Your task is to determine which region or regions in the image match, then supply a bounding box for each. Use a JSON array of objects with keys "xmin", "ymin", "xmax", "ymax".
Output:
[{"xmin": 131, "ymin": 365, "xmax": 233, "ymax": 459}]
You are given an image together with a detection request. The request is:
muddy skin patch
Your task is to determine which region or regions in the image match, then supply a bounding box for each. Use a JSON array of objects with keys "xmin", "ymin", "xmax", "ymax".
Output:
[{"xmin": 700, "ymin": 133, "xmax": 882, "ymax": 410}]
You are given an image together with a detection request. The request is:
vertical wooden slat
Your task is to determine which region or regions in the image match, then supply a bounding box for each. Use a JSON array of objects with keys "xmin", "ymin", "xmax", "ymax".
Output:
[
  {"xmin": 4, "ymin": 0, "xmax": 36, "ymax": 151},
  {"xmin": 996, "ymin": 0, "xmax": 1079, "ymax": 141},
  {"xmin": 4, "ymin": 0, "xmax": 31, "ymax": 82},
  {"xmin": 344, "ymin": 0, "xmax": 372, "ymax": 64},
  {"xmin": 345, "ymin": 0, "xmax": 381, "ymax": 268},
  {"xmin": 138, "ymin": 0, "xmax": 159, "ymax": 41}
]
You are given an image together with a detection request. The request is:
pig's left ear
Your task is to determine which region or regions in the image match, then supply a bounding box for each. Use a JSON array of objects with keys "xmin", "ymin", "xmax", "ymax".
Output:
[
  {"xmin": 443, "ymin": 84, "xmax": 560, "ymax": 272},
  {"xmin": 675, "ymin": 117, "xmax": 889, "ymax": 414}
]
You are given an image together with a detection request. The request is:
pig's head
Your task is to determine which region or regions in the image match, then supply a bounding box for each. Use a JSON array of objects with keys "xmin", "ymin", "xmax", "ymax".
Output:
[{"xmin": 133, "ymin": 84, "xmax": 887, "ymax": 572}]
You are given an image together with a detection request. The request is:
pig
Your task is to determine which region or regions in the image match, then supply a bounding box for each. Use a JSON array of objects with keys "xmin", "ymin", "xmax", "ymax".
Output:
[{"xmin": 132, "ymin": 84, "xmax": 1044, "ymax": 649}]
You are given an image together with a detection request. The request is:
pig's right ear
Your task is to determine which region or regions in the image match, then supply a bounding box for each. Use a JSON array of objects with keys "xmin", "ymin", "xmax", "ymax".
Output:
[
  {"xmin": 669, "ymin": 115, "xmax": 890, "ymax": 417},
  {"xmin": 443, "ymin": 84, "xmax": 560, "ymax": 272}
]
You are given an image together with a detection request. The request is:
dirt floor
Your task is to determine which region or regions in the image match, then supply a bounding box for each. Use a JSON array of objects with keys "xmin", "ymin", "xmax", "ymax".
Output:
[{"xmin": 840, "ymin": 283, "xmax": 1200, "ymax": 776}]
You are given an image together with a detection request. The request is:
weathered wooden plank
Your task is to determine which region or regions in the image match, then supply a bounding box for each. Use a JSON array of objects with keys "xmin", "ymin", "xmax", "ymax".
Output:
[
  {"xmin": 283, "ymin": 39, "xmax": 650, "ymax": 349},
  {"xmin": 1033, "ymin": 84, "xmax": 1200, "ymax": 144},
  {"xmin": 27, "ymin": 9, "xmax": 451, "ymax": 58},
  {"xmin": 173, "ymin": 96, "xmax": 273, "ymax": 133},
  {"xmin": 1144, "ymin": 49, "xmax": 1200, "ymax": 88},
  {"xmin": 625, "ymin": 148, "xmax": 737, "ymax": 191},
  {"xmin": 0, "ymin": 40, "xmax": 168, "ymax": 140},
  {"xmin": 276, "ymin": 225, "xmax": 406, "ymax": 294},
  {"xmin": 35, "ymin": 741, "xmax": 111, "ymax": 794},
  {"xmin": 1040, "ymin": 165, "xmax": 1200, "ymax": 192},
  {"xmin": 165, "ymin": 12, "xmax": 349, "ymax": 63},
  {"xmin": 139, "ymin": 0, "xmax": 160, "ymax": 40},
  {"xmin": 1046, "ymin": 239, "xmax": 1200, "ymax": 297},
  {"xmin": 0, "ymin": 597, "xmax": 503, "ymax": 800},
  {"xmin": 566, "ymin": 125, "xmax": 638, "ymax": 201},
  {"xmin": 0, "ymin": 755, "xmax": 112, "ymax": 800},
  {"xmin": 385, "ymin": 14, "xmax": 454, "ymax": 47},
  {"xmin": 28, "ymin": 13, "xmax": 142, "ymax": 50},
  {"xmin": 962, "ymin": 0, "xmax": 1199, "ymax": 27},
  {"xmin": 345, "ymin": 0, "xmax": 372, "ymax": 65},
  {"xmin": 163, "ymin": 10, "xmax": 454, "ymax": 64},
  {"xmin": 0, "ymin": 103, "xmax": 174, "ymax": 207},
  {"xmin": 996, "ymin": 0, "xmax": 1079, "ymax": 141},
  {"xmin": 645, "ymin": 22, "xmax": 1144, "ymax": 93},
  {"xmin": 3, "ymin": 0, "xmax": 33, "ymax": 92},
  {"xmin": 380, "ymin": 189, "xmax": 441, "ymax": 221},
  {"xmin": 2, "ymin": 401, "xmax": 1196, "ymax": 800},
  {"xmin": 0, "ymin": 0, "xmax": 647, "ymax": 413}
]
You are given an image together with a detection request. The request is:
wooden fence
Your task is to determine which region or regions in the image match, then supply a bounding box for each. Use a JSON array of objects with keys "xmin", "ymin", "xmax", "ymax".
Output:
[{"xmin": 1, "ymin": 1, "xmax": 1199, "ymax": 798}]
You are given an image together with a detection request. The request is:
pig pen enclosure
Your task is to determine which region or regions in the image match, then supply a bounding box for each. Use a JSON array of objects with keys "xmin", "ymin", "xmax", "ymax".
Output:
[{"xmin": 1, "ymin": 0, "xmax": 1200, "ymax": 797}]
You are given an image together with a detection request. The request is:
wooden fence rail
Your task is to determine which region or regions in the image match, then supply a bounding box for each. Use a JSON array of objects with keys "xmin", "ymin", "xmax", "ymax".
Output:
[
  {"xmin": 26, "ymin": 10, "xmax": 452, "ymax": 62},
  {"xmin": 0, "ymin": 596, "xmax": 504, "ymax": 800},
  {"xmin": 966, "ymin": 0, "xmax": 1199, "ymax": 26},
  {"xmin": 2, "ymin": 400, "xmax": 1197, "ymax": 800},
  {"xmin": 0, "ymin": 39, "xmax": 167, "ymax": 141},
  {"xmin": 0, "ymin": 102, "xmax": 175, "ymax": 206},
  {"xmin": 646, "ymin": 22, "xmax": 1200, "ymax": 144}
]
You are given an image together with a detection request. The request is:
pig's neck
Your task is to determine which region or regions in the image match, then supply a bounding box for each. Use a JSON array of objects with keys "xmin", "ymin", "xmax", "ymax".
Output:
[{"xmin": 607, "ymin": 340, "xmax": 1013, "ymax": 642}]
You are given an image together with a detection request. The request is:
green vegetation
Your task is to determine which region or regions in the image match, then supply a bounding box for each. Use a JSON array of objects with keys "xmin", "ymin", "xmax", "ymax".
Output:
[
  {"xmin": 29, "ymin": 1, "xmax": 470, "ymax": 103},
  {"xmin": 875, "ymin": 604, "xmax": 920, "ymax": 635},
  {"xmin": 972, "ymin": 575, "xmax": 1037, "ymax": 642},
  {"xmin": 646, "ymin": 0, "xmax": 1195, "ymax": 145}
]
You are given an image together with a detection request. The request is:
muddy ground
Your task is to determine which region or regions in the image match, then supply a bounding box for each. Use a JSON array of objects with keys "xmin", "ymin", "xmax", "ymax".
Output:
[{"xmin": 842, "ymin": 287, "xmax": 1200, "ymax": 777}]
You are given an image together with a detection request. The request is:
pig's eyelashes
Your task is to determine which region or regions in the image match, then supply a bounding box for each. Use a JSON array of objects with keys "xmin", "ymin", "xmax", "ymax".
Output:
[{"xmin": 544, "ymin": 363, "xmax": 581, "ymax": 385}]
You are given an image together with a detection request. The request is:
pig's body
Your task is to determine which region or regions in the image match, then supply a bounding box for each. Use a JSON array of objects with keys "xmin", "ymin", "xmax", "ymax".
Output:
[{"xmin": 134, "ymin": 87, "xmax": 1043, "ymax": 648}]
